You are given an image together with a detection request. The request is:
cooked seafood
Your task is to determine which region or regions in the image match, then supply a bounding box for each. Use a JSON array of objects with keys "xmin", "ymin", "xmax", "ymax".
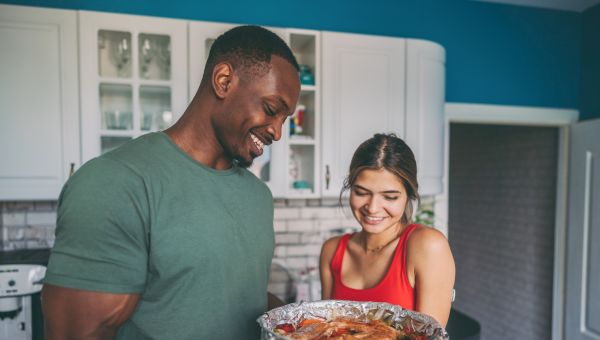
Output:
[{"xmin": 274, "ymin": 317, "xmax": 423, "ymax": 340}]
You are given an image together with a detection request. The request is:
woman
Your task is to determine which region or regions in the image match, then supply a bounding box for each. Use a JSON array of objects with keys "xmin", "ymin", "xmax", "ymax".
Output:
[{"xmin": 319, "ymin": 133, "xmax": 455, "ymax": 326}]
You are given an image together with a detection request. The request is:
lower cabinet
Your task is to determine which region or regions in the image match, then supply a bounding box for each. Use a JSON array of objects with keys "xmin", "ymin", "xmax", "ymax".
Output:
[{"xmin": 0, "ymin": 5, "xmax": 80, "ymax": 200}]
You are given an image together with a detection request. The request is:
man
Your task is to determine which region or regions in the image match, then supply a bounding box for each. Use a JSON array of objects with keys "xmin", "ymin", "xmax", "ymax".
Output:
[{"xmin": 42, "ymin": 25, "xmax": 300, "ymax": 339}]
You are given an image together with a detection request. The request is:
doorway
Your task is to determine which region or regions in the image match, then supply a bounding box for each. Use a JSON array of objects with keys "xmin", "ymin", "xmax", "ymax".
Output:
[
  {"xmin": 434, "ymin": 103, "xmax": 578, "ymax": 340},
  {"xmin": 448, "ymin": 123, "xmax": 558, "ymax": 340}
]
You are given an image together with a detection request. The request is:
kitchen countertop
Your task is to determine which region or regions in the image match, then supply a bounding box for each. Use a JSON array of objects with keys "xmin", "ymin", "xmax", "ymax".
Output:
[{"xmin": 0, "ymin": 249, "xmax": 51, "ymax": 266}]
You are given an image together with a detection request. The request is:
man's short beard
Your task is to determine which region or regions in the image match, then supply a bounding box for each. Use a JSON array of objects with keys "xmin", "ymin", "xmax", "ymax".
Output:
[{"xmin": 233, "ymin": 156, "xmax": 253, "ymax": 168}]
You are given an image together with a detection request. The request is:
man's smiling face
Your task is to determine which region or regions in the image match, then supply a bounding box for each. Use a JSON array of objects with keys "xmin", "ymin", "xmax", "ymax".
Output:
[{"xmin": 212, "ymin": 55, "xmax": 300, "ymax": 168}]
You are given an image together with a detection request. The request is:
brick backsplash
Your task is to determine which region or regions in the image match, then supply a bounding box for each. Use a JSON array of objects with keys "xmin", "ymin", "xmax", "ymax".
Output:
[
  {"xmin": 0, "ymin": 201, "xmax": 57, "ymax": 251},
  {"xmin": 0, "ymin": 198, "xmax": 360, "ymax": 301},
  {"xmin": 1, "ymin": 198, "xmax": 434, "ymax": 303}
]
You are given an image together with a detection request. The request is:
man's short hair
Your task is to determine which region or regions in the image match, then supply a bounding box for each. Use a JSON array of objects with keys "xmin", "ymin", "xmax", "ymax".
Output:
[{"xmin": 203, "ymin": 25, "xmax": 299, "ymax": 82}]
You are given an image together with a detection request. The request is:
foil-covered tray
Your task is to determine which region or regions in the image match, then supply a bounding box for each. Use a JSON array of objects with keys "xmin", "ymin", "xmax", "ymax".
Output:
[{"xmin": 257, "ymin": 300, "xmax": 449, "ymax": 339}]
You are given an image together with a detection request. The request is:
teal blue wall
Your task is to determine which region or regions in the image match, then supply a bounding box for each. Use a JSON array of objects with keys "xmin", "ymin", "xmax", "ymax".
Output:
[
  {"xmin": 581, "ymin": 4, "xmax": 600, "ymax": 121},
  {"xmin": 2, "ymin": 0, "xmax": 592, "ymax": 118}
]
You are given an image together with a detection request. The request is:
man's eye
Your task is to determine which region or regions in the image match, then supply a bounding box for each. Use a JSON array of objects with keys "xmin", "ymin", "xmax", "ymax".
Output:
[{"xmin": 264, "ymin": 106, "xmax": 276, "ymax": 116}]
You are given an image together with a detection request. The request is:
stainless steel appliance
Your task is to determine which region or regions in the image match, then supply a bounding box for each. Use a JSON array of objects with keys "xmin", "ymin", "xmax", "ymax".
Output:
[{"xmin": 0, "ymin": 264, "xmax": 45, "ymax": 340}]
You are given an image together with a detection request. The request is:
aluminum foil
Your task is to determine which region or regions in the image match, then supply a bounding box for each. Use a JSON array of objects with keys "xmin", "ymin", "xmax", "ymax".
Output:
[{"xmin": 257, "ymin": 300, "xmax": 449, "ymax": 339}]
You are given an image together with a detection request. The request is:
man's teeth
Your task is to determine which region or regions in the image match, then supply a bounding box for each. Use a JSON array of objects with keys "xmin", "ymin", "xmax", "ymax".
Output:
[
  {"xmin": 250, "ymin": 133, "xmax": 264, "ymax": 151},
  {"xmin": 365, "ymin": 216, "xmax": 385, "ymax": 222}
]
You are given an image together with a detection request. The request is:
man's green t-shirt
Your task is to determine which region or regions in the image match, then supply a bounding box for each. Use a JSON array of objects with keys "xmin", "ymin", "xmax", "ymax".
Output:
[{"xmin": 45, "ymin": 132, "xmax": 275, "ymax": 339}]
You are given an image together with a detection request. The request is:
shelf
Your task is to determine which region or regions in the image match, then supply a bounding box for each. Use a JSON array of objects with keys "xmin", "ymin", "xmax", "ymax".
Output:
[
  {"xmin": 97, "ymin": 77, "xmax": 134, "ymax": 85},
  {"xmin": 288, "ymin": 136, "xmax": 315, "ymax": 145},
  {"xmin": 286, "ymin": 191, "xmax": 320, "ymax": 199},
  {"xmin": 98, "ymin": 77, "xmax": 174, "ymax": 87},
  {"xmin": 100, "ymin": 129, "xmax": 136, "ymax": 137},
  {"xmin": 301, "ymin": 85, "xmax": 316, "ymax": 92}
]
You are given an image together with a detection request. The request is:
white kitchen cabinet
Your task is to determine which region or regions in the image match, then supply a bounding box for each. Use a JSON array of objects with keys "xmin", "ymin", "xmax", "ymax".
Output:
[
  {"xmin": 0, "ymin": 5, "xmax": 80, "ymax": 200},
  {"xmin": 79, "ymin": 11, "xmax": 188, "ymax": 163},
  {"xmin": 189, "ymin": 23, "xmax": 320, "ymax": 198},
  {"xmin": 321, "ymin": 32, "xmax": 445, "ymax": 197}
]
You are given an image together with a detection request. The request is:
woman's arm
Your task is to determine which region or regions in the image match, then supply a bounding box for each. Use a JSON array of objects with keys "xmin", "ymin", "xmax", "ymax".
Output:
[
  {"xmin": 319, "ymin": 236, "xmax": 341, "ymax": 300},
  {"xmin": 409, "ymin": 227, "xmax": 455, "ymax": 327}
]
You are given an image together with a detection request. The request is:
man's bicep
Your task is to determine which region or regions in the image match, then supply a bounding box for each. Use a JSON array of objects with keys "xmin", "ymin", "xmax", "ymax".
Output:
[
  {"xmin": 46, "ymin": 158, "xmax": 149, "ymax": 292},
  {"xmin": 42, "ymin": 284, "xmax": 140, "ymax": 340}
]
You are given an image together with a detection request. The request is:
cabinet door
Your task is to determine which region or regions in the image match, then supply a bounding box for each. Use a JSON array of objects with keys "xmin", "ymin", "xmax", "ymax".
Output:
[
  {"xmin": 321, "ymin": 32, "xmax": 406, "ymax": 197},
  {"xmin": 79, "ymin": 11, "xmax": 187, "ymax": 162},
  {"xmin": 405, "ymin": 39, "xmax": 445, "ymax": 196},
  {"xmin": 0, "ymin": 5, "xmax": 79, "ymax": 200},
  {"xmin": 188, "ymin": 21, "xmax": 290, "ymax": 197}
]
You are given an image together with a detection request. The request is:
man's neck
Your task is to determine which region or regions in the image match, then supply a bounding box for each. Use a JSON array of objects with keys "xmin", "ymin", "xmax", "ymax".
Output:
[{"xmin": 164, "ymin": 105, "xmax": 232, "ymax": 170}]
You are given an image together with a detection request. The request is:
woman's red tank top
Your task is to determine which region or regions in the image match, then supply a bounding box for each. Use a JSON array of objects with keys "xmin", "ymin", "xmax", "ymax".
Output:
[{"xmin": 330, "ymin": 223, "xmax": 419, "ymax": 309}]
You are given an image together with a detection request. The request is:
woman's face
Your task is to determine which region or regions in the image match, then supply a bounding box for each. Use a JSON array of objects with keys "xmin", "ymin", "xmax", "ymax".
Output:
[{"xmin": 349, "ymin": 168, "xmax": 409, "ymax": 234}]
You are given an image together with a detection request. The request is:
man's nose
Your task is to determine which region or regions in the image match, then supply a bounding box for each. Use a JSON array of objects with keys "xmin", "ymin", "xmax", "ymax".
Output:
[{"xmin": 267, "ymin": 119, "xmax": 284, "ymax": 142}]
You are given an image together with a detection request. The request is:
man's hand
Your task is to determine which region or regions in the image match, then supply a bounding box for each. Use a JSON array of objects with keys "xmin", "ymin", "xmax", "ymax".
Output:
[{"xmin": 268, "ymin": 292, "xmax": 285, "ymax": 310}]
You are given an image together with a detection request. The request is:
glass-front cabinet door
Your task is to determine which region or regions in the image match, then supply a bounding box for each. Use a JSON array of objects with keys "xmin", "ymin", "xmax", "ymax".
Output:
[{"xmin": 79, "ymin": 11, "xmax": 187, "ymax": 163}]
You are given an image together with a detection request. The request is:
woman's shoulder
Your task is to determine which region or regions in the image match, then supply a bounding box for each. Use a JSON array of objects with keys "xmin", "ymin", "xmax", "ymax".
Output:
[
  {"xmin": 406, "ymin": 224, "xmax": 450, "ymax": 254},
  {"xmin": 321, "ymin": 234, "xmax": 351, "ymax": 259},
  {"xmin": 322, "ymin": 234, "xmax": 346, "ymax": 252}
]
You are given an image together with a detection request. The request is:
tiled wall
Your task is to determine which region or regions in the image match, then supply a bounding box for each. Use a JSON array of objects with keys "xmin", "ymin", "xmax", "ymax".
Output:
[
  {"xmin": 0, "ymin": 198, "xmax": 361, "ymax": 301},
  {"xmin": 1, "ymin": 197, "xmax": 437, "ymax": 303},
  {"xmin": 0, "ymin": 201, "xmax": 57, "ymax": 250},
  {"xmin": 448, "ymin": 123, "xmax": 558, "ymax": 340}
]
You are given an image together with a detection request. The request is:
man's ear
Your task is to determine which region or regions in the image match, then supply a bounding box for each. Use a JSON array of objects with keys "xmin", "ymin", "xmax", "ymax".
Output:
[{"xmin": 212, "ymin": 62, "xmax": 234, "ymax": 99}]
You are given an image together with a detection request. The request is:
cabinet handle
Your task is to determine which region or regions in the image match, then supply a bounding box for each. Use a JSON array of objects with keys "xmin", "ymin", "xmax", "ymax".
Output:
[
  {"xmin": 325, "ymin": 165, "xmax": 330, "ymax": 190},
  {"xmin": 69, "ymin": 163, "xmax": 75, "ymax": 177}
]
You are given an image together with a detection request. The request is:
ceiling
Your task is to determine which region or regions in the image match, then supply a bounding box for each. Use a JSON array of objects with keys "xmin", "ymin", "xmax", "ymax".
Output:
[{"xmin": 474, "ymin": 0, "xmax": 600, "ymax": 12}]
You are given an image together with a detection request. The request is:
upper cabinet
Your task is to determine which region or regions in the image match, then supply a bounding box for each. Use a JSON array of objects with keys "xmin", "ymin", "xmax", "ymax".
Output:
[
  {"xmin": 0, "ymin": 5, "xmax": 79, "ymax": 200},
  {"xmin": 321, "ymin": 32, "xmax": 406, "ymax": 197},
  {"xmin": 79, "ymin": 11, "xmax": 188, "ymax": 163},
  {"xmin": 1, "ymin": 6, "xmax": 445, "ymax": 200},
  {"xmin": 405, "ymin": 39, "xmax": 445, "ymax": 196},
  {"xmin": 321, "ymin": 32, "xmax": 445, "ymax": 197}
]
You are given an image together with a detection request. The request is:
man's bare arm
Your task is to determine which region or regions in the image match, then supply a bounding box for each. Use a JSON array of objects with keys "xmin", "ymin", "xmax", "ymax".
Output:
[{"xmin": 42, "ymin": 284, "xmax": 140, "ymax": 340}]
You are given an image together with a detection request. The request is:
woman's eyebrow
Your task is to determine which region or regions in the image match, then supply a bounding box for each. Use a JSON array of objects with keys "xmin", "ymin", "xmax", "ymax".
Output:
[
  {"xmin": 354, "ymin": 184, "xmax": 401, "ymax": 194},
  {"xmin": 353, "ymin": 184, "xmax": 370, "ymax": 192}
]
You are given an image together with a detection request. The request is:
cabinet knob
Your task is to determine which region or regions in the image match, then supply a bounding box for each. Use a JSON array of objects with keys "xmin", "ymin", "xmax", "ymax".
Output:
[
  {"xmin": 325, "ymin": 165, "xmax": 330, "ymax": 190},
  {"xmin": 69, "ymin": 163, "xmax": 76, "ymax": 177}
]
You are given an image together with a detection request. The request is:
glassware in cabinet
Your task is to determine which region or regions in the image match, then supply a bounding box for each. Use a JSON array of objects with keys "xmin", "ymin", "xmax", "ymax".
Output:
[
  {"xmin": 99, "ymin": 83, "xmax": 133, "ymax": 130},
  {"xmin": 98, "ymin": 30, "xmax": 132, "ymax": 78}
]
